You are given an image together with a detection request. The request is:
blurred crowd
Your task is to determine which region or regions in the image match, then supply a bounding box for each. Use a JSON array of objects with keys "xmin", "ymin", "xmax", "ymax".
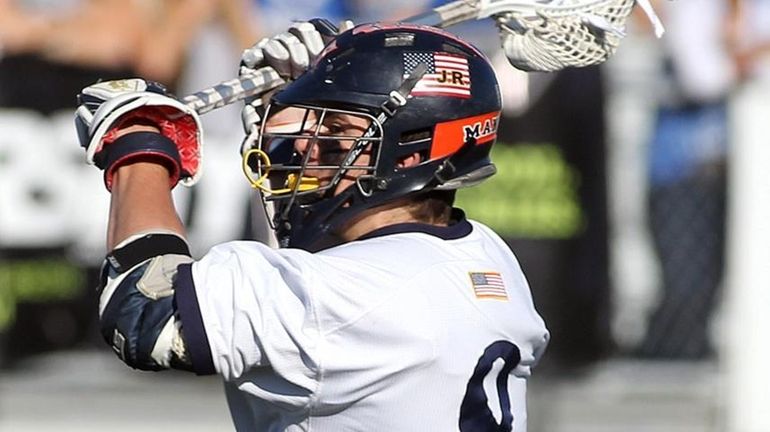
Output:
[{"xmin": 0, "ymin": 0, "xmax": 768, "ymax": 383}]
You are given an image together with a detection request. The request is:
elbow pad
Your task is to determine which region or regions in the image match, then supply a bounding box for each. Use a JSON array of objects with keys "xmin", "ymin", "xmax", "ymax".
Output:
[{"xmin": 99, "ymin": 233, "xmax": 193, "ymax": 371}]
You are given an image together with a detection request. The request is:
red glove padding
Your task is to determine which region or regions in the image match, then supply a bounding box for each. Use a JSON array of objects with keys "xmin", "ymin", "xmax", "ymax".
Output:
[
  {"xmin": 99, "ymin": 106, "xmax": 200, "ymax": 190},
  {"xmin": 76, "ymin": 79, "xmax": 203, "ymax": 191}
]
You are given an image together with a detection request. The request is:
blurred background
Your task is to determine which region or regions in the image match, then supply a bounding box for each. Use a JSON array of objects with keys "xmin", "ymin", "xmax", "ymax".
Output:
[{"xmin": 1, "ymin": 0, "xmax": 769, "ymax": 431}]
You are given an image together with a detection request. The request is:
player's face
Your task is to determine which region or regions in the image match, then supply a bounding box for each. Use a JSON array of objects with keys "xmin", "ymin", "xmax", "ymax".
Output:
[
  {"xmin": 262, "ymin": 106, "xmax": 375, "ymax": 198},
  {"xmin": 293, "ymin": 112, "xmax": 372, "ymax": 192}
]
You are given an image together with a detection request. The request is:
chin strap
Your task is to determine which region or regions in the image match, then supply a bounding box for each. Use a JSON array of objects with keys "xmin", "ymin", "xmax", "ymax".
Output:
[
  {"xmin": 378, "ymin": 62, "xmax": 428, "ymax": 121},
  {"xmin": 327, "ymin": 63, "xmax": 431, "ymax": 196}
]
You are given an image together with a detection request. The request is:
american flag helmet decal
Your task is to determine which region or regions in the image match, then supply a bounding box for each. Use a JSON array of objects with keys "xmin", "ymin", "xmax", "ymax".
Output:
[{"xmin": 403, "ymin": 51, "xmax": 471, "ymax": 99}]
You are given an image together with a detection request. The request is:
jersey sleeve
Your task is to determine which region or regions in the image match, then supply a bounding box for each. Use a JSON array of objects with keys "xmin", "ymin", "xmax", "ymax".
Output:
[{"xmin": 173, "ymin": 240, "xmax": 322, "ymax": 400}]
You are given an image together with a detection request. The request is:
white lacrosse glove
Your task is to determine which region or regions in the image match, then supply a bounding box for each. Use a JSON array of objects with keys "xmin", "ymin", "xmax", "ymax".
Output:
[
  {"xmin": 240, "ymin": 18, "xmax": 354, "ymax": 80},
  {"xmin": 75, "ymin": 79, "xmax": 203, "ymax": 190},
  {"xmin": 239, "ymin": 18, "xmax": 354, "ymax": 140}
]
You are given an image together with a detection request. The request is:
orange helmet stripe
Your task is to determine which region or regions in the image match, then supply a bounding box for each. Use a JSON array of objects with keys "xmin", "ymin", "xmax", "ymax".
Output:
[{"xmin": 430, "ymin": 111, "xmax": 500, "ymax": 160}]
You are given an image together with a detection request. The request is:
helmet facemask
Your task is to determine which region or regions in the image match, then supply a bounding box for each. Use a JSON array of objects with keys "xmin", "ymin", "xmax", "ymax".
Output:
[{"xmin": 242, "ymin": 102, "xmax": 383, "ymax": 247}]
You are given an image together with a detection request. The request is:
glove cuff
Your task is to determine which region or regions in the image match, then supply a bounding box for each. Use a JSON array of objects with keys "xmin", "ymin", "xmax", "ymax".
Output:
[{"xmin": 101, "ymin": 132, "xmax": 182, "ymax": 191}]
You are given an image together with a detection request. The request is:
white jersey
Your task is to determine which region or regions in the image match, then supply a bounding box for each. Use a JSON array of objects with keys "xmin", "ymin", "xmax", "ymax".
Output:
[{"xmin": 174, "ymin": 215, "xmax": 549, "ymax": 431}]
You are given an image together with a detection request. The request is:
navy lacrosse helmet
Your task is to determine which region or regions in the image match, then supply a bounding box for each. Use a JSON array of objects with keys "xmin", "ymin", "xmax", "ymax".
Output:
[{"xmin": 242, "ymin": 22, "xmax": 502, "ymax": 250}]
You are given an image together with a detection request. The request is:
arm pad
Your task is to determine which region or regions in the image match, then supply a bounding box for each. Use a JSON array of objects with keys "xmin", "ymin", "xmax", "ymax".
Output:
[{"xmin": 99, "ymin": 233, "xmax": 194, "ymax": 371}]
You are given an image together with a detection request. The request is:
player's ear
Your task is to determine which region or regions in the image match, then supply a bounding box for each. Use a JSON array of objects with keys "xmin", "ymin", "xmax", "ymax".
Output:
[{"xmin": 396, "ymin": 152, "xmax": 421, "ymax": 169}]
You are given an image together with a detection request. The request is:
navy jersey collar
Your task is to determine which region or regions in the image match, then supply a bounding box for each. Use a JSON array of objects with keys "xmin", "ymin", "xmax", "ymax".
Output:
[{"xmin": 358, "ymin": 208, "xmax": 472, "ymax": 241}]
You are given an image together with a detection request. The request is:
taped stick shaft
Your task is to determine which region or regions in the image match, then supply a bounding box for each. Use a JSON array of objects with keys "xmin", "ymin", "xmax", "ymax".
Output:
[
  {"xmin": 180, "ymin": 0, "xmax": 477, "ymax": 115},
  {"xmin": 181, "ymin": 67, "xmax": 284, "ymax": 114},
  {"xmin": 406, "ymin": 0, "xmax": 480, "ymax": 27},
  {"xmin": 179, "ymin": 0, "xmax": 661, "ymax": 114}
]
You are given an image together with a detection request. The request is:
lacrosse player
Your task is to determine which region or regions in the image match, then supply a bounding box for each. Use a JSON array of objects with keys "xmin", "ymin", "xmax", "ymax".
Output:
[{"xmin": 76, "ymin": 20, "xmax": 549, "ymax": 431}]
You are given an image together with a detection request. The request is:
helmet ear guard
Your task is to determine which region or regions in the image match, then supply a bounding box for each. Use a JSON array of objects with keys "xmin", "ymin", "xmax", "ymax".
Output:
[
  {"xmin": 430, "ymin": 126, "xmax": 499, "ymax": 190},
  {"xmin": 434, "ymin": 163, "xmax": 497, "ymax": 190}
]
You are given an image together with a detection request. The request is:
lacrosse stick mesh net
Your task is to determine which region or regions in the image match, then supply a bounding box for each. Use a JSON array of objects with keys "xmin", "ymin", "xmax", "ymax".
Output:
[{"xmin": 500, "ymin": 0, "xmax": 636, "ymax": 72}]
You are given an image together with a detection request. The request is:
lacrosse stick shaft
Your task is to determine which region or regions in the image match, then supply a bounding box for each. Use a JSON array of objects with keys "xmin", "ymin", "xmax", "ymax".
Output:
[
  {"xmin": 181, "ymin": 0, "xmax": 483, "ymax": 114},
  {"xmin": 181, "ymin": 67, "xmax": 285, "ymax": 115},
  {"xmin": 406, "ymin": 0, "xmax": 480, "ymax": 28},
  {"xmin": 181, "ymin": 0, "xmax": 663, "ymax": 114}
]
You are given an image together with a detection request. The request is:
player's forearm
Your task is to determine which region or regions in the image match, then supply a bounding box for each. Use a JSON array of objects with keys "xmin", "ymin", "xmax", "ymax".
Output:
[
  {"xmin": 107, "ymin": 131, "xmax": 186, "ymax": 249},
  {"xmin": 100, "ymin": 161, "xmax": 198, "ymax": 372},
  {"xmin": 108, "ymin": 162, "xmax": 185, "ymax": 248}
]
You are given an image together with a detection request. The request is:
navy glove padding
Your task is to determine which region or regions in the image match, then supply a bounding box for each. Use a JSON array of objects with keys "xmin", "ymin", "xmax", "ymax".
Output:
[{"xmin": 100, "ymin": 131, "xmax": 182, "ymax": 184}]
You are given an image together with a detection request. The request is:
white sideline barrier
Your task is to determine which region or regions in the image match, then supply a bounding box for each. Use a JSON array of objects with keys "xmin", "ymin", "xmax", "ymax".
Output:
[{"xmin": 723, "ymin": 79, "xmax": 770, "ymax": 432}]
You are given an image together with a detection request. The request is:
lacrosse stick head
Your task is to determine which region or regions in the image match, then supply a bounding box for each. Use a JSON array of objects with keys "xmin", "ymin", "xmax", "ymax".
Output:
[{"xmin": 493, "ymin": 0, "xmax": 662, "ymax": 71}]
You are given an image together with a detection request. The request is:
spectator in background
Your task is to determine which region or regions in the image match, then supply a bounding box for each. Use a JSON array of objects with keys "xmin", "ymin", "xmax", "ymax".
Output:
[
  {"xmin": 636, "ymin": 0, "xmax": 735, "ymax": 360},
  {"xmin": 345, "ymin": 0, "xmax": 430, "ymax": 24},
  {"xmin": 247, "ymin": 0, "xmax": 350, "ymax": 37},
  {"xmin": 726, "ymin": 0, "xmax": 770, "ymax": 80},
  {"xmin": 247, "ymin": 0, "xmax": 433, "ymax": 39},
  {"xmin": 0, "ymin": 0, "xmax": 222, "ymax": 110}
]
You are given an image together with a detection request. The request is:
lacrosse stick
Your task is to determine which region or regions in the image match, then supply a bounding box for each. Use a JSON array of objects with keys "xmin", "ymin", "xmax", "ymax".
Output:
[{"xmin": 182, "ymin": 0, "xmax": 664, "ymax": 114}]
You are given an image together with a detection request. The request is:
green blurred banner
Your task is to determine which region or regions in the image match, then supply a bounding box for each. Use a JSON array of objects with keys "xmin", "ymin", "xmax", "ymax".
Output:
[
  {"xmin": 456, "ymin": 142, "xmax": 584, "ymax": 239},
  {"xmin": 0, "ymin": 260, "xmax": 84, "ymax": 331}
]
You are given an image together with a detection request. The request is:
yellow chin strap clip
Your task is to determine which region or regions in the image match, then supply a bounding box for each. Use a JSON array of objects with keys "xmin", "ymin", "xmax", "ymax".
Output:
[{"xmin": 242, "ymin": 148, "xmax": 320, "ymax": 195}]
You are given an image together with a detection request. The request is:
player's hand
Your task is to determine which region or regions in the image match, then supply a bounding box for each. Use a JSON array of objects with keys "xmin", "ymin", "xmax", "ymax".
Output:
[
  {"xmin": 75, "ymin": 78, "xmax": 203, "ymax": 191},
  {"xmin": 239, "ymin": 18, "xmax": 353, "ymax": 80},
  {"xmin": 238, "ymin": 19, "xmax": 353, "ymax": 140}
]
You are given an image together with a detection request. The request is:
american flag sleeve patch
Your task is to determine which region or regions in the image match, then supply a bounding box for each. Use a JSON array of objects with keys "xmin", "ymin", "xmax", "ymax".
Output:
[{"xmin": 469, "ymin": 271, "xmax": 508, "ymax": 300}]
